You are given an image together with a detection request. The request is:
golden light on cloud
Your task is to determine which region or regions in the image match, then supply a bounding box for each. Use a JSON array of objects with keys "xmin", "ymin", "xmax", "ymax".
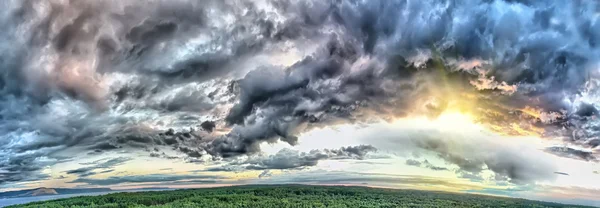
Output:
[{"xmin": 395, "ymin": 111, "xmax": 482, "ymax": 132}]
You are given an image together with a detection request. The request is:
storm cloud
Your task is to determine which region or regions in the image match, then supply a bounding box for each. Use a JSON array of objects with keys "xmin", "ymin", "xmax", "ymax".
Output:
[{"xmin": 1, "ymin": 0, "xmax": 600, "ymax": 185}]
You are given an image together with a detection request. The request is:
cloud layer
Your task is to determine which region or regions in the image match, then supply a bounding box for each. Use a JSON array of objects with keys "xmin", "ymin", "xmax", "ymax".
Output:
[
  {"xmin": 66, "ymin": 157, "xmax": 131, "ymax": 177},
  {"xmin": 69, "ymin": 174, "xmax": 225, "ymax": 186},
  {"xmin": 207, "ymin": 145, "xmax": 377, "ymax": 171},
  {"xmin": 1, "ymin": 0, "xmax": 600, "ymax": 185}
]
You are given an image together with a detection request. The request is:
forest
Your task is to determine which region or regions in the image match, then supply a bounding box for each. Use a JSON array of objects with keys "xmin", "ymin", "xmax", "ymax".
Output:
[{"xmin": 7, "ymin": 185, "xmax": 591, "ymax": 208}]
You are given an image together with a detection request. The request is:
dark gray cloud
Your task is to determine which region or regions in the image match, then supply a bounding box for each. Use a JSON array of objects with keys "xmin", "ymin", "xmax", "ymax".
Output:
[
  {"xmin": 207, "ymin": 145, "xmax": 377, "ymax": 171},
  {"xmin": 405, "ymin": 159, "xmax": 449, "ymax": 171},
  {"xmin": 258, "ymin": 170, "xmax": 272, "ymax": 179},
  {"xmin": 422, "ymin": 160, "xmax": 449, "ymax": 171},
  {"xmin": 553, "ymin": 172, "xmax": 569, "ymax": 176},
  {"xmin": 2, "ymin": 0, "xmax": 600, "ymax": 185},
  {"xmin": 89, "ymin": 143, "xmax": 121, "ymax": 152},
  {"xmin": 545, "ymin": 147, "xmax": 597, "ymax": 162},
  {"xmin": 405, "ymin": 159, "xmax": 422, "ymax": 167},
  {"xmin": 0, "ymin": 149, "xmax": 67, "ymax": 184},
  {"xmin": 149, "ymin": 152, "xmax": 180, "ymax": 160},
  {"xmin": 98, "ymin": 170, "xmax": 115, "ymax": 174},
  {"xmin": 69, "ymin": 174, "xmax": 226, "ymax": 186},
  {"xmin": 66, "ymin": 157, "xmax": 131, "ymax": 177},
  {"xmin": 200, "ymin": 121, "xmax": 216, "ymax": 133}
]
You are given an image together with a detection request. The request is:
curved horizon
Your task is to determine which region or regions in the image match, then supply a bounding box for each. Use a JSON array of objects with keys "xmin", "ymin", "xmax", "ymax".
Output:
[{"xmin": 1, "ymin": 0, "xmax": 599, "ymax": 207}]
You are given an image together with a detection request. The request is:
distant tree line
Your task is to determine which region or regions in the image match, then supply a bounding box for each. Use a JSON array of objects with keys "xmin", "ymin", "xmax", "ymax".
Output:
[{"xmin": 8, "ymin": 185, "xmax": 592, "ymax": 208}]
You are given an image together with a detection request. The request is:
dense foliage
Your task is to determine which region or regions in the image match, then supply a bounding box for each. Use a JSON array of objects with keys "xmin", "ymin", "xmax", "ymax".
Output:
[{"xmin": 8, "ymin": 185, "xmax": 591, "ymax": 208}]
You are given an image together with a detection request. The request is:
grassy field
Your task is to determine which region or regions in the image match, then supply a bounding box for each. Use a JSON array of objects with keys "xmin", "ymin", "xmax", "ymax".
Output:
[{"xmin": 7, "ymin": 185, "xmax": 591, "ymax": 208}]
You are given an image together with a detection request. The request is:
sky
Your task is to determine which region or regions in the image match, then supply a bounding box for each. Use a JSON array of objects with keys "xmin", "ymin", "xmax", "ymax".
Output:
[{"xmin": 1, "ymin": 0, "xmax": 600, "ymax": 206}]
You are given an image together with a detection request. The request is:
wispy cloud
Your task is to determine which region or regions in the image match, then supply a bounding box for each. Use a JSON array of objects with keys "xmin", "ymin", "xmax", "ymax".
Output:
[
  {"xmin": 68, "ymin": 174, "xmax": 227, "ymax": 186},
  {"xmin": 65, "ymin": 157, "xmax": 131, "ymax": 177}
]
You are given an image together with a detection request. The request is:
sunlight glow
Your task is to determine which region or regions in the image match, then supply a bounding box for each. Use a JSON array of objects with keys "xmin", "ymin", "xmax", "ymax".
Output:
[{"xmin": 394, "ymin": 111, "xmax": 484, "ymax": 132}]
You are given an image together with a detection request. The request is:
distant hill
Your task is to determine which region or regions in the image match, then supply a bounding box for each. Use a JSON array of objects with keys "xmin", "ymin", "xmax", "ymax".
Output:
[
  {"xmin": 27, "ymin": 188, "xmax": 57, "ymax": 197},
  {"xmin": 0, "ymin": 188, "xmax": 112, "ymax": 198},
  {"xmin": 6, "ymin": 185, "xmax": 595, "ymax": 208}
]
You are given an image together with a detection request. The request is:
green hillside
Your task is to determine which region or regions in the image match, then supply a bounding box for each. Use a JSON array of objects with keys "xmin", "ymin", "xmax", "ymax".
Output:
[{"xmin": 7, "ymin": 185, "xmax": 591, "ymax": 208}]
